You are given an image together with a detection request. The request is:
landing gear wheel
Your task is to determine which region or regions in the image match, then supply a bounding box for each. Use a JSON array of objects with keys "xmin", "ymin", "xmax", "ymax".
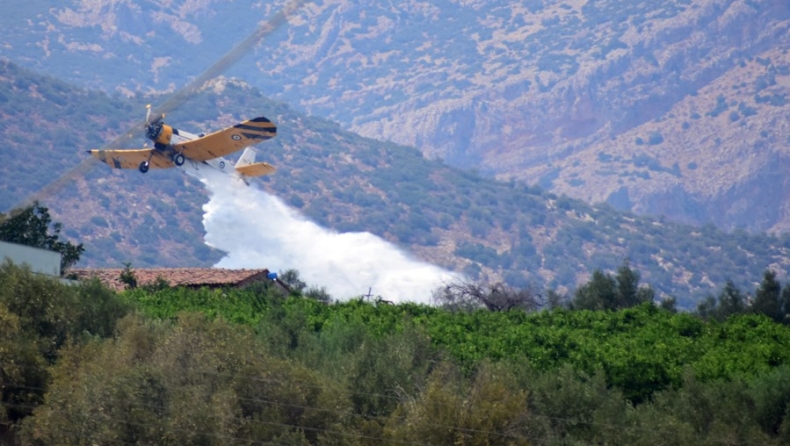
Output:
[
  {"xmin": 139, "ymin": 161, "xmax": 150, "ymax": 173},
  {"xmin": 173, "ymin": 153, "xmax": 185, "ymax": 166}
]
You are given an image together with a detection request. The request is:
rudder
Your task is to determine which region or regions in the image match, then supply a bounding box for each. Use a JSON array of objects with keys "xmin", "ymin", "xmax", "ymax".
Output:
[{"xmin": 235, "ymin": 147, "xmax": 257, "ymax": 167}]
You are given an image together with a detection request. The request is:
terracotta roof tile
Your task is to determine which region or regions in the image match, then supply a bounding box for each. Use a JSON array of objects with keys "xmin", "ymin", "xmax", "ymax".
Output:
[{"xmin": 70, "ymin": 268, "xmax": 271, "ymax": 292}]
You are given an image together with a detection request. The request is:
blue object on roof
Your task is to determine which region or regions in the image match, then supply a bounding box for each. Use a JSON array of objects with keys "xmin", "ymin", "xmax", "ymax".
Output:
[{"xmin": 267, "ymin": 272, "xmax": 278, "ymax": 280}]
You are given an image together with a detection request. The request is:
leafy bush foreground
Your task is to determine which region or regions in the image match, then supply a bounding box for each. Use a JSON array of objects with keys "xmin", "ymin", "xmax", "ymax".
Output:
[{"xmin": 2, "ymin": 262, "xmax": 790, "ymax": 445}]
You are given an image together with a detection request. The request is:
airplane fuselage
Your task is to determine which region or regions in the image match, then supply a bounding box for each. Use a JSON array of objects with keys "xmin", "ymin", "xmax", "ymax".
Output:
[{"xmin": 167, "ymin": 129, "xmax": 261, "ymax": 184}]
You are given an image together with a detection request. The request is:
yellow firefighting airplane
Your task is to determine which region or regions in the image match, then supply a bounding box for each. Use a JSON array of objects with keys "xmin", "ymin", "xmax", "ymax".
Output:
[{"xmin": 88, "ymin": 105, "xmax": 277, "ymax": 181}]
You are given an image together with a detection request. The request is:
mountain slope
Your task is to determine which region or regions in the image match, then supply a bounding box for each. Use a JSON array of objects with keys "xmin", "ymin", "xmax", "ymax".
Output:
[
  {"xmin": 3, "ymin": 0, "xmax": 789, "ymax": 233},
  {"xmin": 3, "ymin": 60, "xmax": 790, "ymax": 306}
]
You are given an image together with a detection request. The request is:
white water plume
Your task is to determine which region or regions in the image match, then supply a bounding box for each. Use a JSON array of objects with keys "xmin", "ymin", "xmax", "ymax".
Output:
[{"xmin": 187, "ymin": 167, "xmax": 460, "ymax": 303}]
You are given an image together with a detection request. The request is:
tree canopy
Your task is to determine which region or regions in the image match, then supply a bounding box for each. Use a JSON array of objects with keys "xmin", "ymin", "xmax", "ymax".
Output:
[
  {"xmin": 571, "ymin": 260, "xmax": 655, "ymax": 311},
  {"xmin": 3, "ymin": 263, "xmax": 790, "ymax": 445},
  {"xmin": 0, "ymin": 202, "xmax": 84, "ymax": 272}
]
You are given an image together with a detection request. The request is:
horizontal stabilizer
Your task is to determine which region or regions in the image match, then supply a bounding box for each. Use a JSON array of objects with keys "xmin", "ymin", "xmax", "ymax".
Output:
[{"xmin": 235, "ymin": 162, "xmax": 276, "ymax": 177}]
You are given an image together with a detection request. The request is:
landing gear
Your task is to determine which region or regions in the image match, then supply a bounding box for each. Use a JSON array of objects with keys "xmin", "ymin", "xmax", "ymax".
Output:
[
  {"xmin": 139, "ymin": 161, "xmax": 150, "ymax": 173},
  {"xmin": 173, "ymin": 153, "xmax": 185, "ymax": 166}
]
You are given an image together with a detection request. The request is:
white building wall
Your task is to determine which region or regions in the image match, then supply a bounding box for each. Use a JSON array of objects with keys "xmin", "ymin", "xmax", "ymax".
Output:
[{"xmin": 0, "ymin": 240, "xmax": 61, "ymax": 276}]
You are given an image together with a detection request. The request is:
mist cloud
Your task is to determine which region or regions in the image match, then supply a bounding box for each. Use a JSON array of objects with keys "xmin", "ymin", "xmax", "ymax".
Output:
[{"xmin": 189, "ymin": 167, "xmax": 460, "ymax": 303}]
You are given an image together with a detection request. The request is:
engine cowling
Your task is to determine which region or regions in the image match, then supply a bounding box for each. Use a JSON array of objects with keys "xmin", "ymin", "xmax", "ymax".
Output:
[{"xmin": 146, "ymin": 122, "xmax": 173, "ymax": 146}]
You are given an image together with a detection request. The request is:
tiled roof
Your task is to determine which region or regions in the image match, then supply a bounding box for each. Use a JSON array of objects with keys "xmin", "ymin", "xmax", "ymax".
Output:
[{"xmin": 70, "ymin": 268, "xmax": 271, "ymax": 292}]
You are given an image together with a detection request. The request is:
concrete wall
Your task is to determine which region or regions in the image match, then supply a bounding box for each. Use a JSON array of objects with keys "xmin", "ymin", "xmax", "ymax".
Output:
[{"xmin": 0, "ymin": 240, "xmax": 61, "ymax": 276}]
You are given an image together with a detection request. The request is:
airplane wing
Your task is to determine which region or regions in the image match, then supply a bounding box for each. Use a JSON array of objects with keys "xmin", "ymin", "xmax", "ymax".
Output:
[
  {"xmin": 174, "ymin": 116, "xmax": 276, "ymax": 162},
  {"xmin": 89, "ymin": 149, "xmax": 174, "ymax": 169}
]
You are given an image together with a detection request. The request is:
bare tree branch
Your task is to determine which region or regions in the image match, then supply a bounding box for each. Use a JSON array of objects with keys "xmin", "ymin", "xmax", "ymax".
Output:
[{"xmin": 432, "ymin": 280, "xmax": 542, "ymax": 312}]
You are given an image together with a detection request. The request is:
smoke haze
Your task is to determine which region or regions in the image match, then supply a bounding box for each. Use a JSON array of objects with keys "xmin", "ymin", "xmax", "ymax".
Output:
[{"xmin": 189, "ymin": 167, "xmax": 460, "ymax": 303}]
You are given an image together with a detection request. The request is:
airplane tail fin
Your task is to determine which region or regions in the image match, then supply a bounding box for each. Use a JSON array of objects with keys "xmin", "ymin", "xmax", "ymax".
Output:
[
  {"xmin": 235, "ymin": 147, "xmax": 257, "ymax": 168},
  {"xmin": 235, "ymin": 147, "xmax": 276, "ymax": 177}
]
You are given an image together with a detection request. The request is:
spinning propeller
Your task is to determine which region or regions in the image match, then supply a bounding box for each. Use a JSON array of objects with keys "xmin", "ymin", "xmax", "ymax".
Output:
[{"xmin": 144, "ymin": 104, "xmax": 165, "ymax": 142}]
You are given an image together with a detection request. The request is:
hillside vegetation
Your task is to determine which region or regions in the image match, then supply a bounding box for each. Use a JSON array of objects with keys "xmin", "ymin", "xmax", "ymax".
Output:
[
  {"xmin": 4, "ymin": 60, "xmax": 790, "ymax": 306},
  {"xmin": 3, "ymin": 263, "xmax": 790, "ymax": 445},
  {"xmin": 3, "ymin": 0, "xmax": 790, "ymax": 232}
]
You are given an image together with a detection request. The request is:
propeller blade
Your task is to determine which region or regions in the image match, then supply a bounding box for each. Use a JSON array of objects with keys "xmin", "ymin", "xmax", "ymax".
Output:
[
  {"xmin": 145, "ymin": 104, "xmax": 152, "ymax": 123},
  {"xmin": 149, "ymin": 0, "xmax": 308, "ymax": 119}
]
